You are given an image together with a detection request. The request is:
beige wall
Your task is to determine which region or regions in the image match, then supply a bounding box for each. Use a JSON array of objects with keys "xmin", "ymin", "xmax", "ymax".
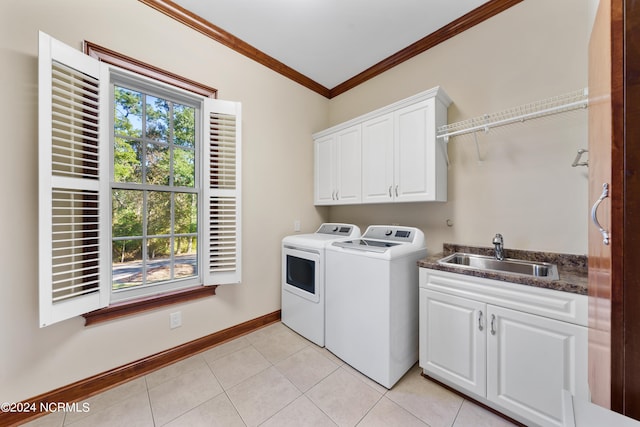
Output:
[
  {"xmin": 327, "ymin": 0, "xmax": 592, "ymax": 256},
  {"xmin": 0, "ymin": 0, "xmax": 594, "ymax": 404},
  {"xmin": 0, "ymin": 0, "xmax": 328, "ymax": 402}
]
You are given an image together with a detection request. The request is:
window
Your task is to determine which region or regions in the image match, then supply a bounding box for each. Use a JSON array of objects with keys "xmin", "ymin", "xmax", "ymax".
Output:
[
  {"xmin": 110, "ymin": 84, "xmax": 200, "ymax": 301},
  {"xmin": 38, "ymin": 32, "xmax": 241, "ymax": 327}
]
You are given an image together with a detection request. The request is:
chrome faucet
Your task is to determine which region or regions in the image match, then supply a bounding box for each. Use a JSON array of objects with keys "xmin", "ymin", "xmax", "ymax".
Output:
[{"xmin": 492, "ymin": 233, "xmax": 504, "ymax": 261}]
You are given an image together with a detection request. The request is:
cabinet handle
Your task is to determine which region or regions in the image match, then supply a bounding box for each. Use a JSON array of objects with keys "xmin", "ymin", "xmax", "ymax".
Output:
[
  {"xmin": 490, "ymin": 314, "xmax": 496, "ymax": 335},
  {"xmin": 336, "ymin": 190, "xmax": 339, "ymax": 200},
  {"xmin": 331, "ymin": 190, "xmax": 335, "ymax": 200},
  {"xmin": 395, "ymin": 185, "xmax": 399, "ymax": 197},
  {"xmin": 478, "ymin": 310, "xmax": 484, "ymax": 331},
  {"xmin": 591, "ymin": 183, "xmax": 610, "ymax": 245},
  {"xmin": 389, "ymin": 186, "xmax": 392, "ymax": 198}
]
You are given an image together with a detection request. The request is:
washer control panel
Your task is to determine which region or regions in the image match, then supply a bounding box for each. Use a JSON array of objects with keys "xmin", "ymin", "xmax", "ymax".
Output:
[{"xmin": 362, "ymin": 225, "xmax": 421, "ymax": 243}]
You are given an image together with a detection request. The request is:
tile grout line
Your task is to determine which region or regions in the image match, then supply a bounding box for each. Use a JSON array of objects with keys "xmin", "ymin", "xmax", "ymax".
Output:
[
  {"xmin": 223, "ymin": 389, "xmax": 250, "ymax": 427},
  {"xmin": 353, "ymin": 391, "xmax": 386, "ymax": 426},
  {"xmin": 206, "ymin": 345, "xmax": 250, "ymax": 427},
  {"xmin": 450, "ymin": 397, "xmax": 466, "ymax": 427},
  {"xmin": 254, "ymin": 334, "xmax": 341, "ymax": 426},
  {"xmin": 142, "ymin": 376, "xmax": 159, "ymax": 427}
]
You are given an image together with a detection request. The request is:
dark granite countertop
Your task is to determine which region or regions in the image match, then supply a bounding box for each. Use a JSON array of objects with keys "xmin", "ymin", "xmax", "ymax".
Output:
[{"xmin": 418, "ymin": 243, "xmax": 588, "ymax": 295}]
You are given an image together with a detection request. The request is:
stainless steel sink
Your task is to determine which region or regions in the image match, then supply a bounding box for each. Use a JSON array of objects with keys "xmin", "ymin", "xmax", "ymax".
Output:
[{"xmin": 437, "ymin": 252, "xmax": 559, "ymax": 280}]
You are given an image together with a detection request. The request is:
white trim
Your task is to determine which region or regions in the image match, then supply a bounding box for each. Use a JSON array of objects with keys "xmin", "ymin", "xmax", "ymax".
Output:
[
  {"xmin": 38, "ymin": 31, "xmax": 110, "ymax": 327},
  {"xmin": 201, "ymin": 98, "xmax": 242, "ymax": 285},
  {"xmin": 39, "ymin": 31, "xmax": 243, "ymax": 324}
]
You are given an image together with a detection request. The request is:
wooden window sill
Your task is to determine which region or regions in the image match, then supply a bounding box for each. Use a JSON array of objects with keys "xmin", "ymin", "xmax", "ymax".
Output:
[{"xmin": 82, "ymin": 285, "xmax": 217, "ymax": 326}]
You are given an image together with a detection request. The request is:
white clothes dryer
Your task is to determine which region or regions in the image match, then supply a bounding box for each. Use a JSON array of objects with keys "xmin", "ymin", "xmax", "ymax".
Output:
[
  {"xmin": 325, "ymin": 225, "xmax": 427, "ymax": 388},
  {"xmin": 282, "ymin": 223, "xmax": 361, "ymax": 346}
]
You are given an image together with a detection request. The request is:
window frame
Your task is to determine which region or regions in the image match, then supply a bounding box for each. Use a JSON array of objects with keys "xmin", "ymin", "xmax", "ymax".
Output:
[
  {"xmin": 39, "ymin": 33, "xmax": 241, "ymax": 327},
  {"xmin": 83, "ymin": 41, "xmax": 218, "ymax": 99},
  {"xmin": 109, "ymin": 76, "xmax": 203, "ymax": 302}
]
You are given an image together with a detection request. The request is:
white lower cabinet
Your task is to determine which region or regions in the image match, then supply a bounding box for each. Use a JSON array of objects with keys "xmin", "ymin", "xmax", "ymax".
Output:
[
  {"xmin": 419, "ymin": 269, "xmax": 588, "ymax": 427},
  {"xmin": 487, "ymin": 304, "xmax": 588, "ymax": 426},
  {"xmin": 420, "ymin": 289, "xmax": 486, "ymax": 396}
]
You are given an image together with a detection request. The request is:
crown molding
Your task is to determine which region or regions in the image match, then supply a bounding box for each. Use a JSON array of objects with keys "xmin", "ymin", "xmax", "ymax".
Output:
[
  {"xmin": 138, "ymin": 0, "xmax": 331, "ymax": 97},
  {"xmin": 329, "ymin": 0, "xmax": 523, "ymax": 98},
  {"xmin": 138, "ymin": 0, "xmax": 522, "ymax": 99}
]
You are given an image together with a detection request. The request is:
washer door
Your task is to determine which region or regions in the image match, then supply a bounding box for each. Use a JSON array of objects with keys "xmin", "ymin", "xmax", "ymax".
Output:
[{"xmin": 282, "ymin": 246, "xmax": 321, "ymax": 303}]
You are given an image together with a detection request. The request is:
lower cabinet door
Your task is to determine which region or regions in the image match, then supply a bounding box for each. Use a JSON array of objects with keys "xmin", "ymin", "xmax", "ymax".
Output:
[
  {"xmin": 486, "ymin": 305, "xmax": 588, "ymax": 427},
  {"xmin": 420, "ymin": 289, "xmax": 486, "ymax": 396}
]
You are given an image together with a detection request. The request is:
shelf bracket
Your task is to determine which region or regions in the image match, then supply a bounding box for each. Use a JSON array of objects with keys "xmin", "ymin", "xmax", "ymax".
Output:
[
  {"xmin": 473, "ymin": 131, "xmax": 483, "ymax": 162},
  {"xmin": 441, "ymin": 135, "xmax": 451, "ymax": 167}
]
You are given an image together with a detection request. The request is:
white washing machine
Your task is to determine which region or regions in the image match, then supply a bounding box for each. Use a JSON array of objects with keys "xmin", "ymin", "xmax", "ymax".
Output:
[
  {"xmin": 325, "ymin": 225, "xmax": 427, "ymax": 388},
  {"xmin": 282, "ymin": 223, "xmax": 361, "ymax": 346}
]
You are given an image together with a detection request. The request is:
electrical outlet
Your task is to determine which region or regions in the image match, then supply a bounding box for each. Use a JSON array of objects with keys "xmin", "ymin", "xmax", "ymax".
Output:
[
  {"xmin": 170, "ymin": 311, "xmax": 182, "ymax": 329},
  {"xmin": 294, "ymin": 220, "xmax": 301, "ymax": 232}
]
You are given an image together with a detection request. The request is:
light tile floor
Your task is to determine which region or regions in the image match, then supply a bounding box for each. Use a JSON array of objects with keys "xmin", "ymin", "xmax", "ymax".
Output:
[{"xmin": 24, "ymin": 322, "xmax": 517, "ymax": 427}]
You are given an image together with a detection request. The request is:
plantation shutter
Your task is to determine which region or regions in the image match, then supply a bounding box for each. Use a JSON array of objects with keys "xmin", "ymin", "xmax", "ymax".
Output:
[
  {"xmin": 38, "ymin": 32, "xmax": 110, "ymax": 327},
  {"xmin": 201, "ymin": 99, "xmax": 242, "ymax": 285}
]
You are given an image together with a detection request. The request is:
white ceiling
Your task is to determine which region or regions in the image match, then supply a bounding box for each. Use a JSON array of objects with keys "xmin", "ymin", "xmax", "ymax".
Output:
[{"xmin": 171, "ymin": 0, "xmax": 490, "ymax": 89}]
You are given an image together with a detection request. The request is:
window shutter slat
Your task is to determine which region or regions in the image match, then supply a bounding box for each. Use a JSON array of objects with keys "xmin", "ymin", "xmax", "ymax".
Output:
[
  {"xmin": 38, "ymin": 31, "xmax": 110, "ymax": 327},
  {"xmin": 201, "ymin": 99, "xmax": 242, "ymax": 285}
]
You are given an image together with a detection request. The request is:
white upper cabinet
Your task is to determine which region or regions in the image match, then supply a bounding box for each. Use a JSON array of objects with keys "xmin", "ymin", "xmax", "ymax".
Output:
[
  {"xmin": 314, "ymin": 124, "xmax": 361, "ymax": 205},
  {"xmin": 362, "ymin": 113, "xmax": 394, "ymax": 203},
  {"xmin": 314, "ymin": 134, "xmax": 335, "ymax": 205},
  {"xmin": 314, "ymin": 87, "xmax": 451, "ymax": 206},
  {"xmin": 335, "ymin": 125, "xmax": 362, "ymax": 204},
  {"xmin": 394, "ymin": 99, "xmax": 445, "ymax": 202}
]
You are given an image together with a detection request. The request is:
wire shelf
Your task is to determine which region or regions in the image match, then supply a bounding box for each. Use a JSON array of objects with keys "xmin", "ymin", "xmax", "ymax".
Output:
[{"xmin": 437, "ymin": 88, "xmax": 589, "ymax": 141}]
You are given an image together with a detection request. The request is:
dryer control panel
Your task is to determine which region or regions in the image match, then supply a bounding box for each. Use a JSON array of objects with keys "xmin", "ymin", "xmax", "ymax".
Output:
[{"xmin": 316, "ymin": 223, "xmax": 358, "ymax": 236}]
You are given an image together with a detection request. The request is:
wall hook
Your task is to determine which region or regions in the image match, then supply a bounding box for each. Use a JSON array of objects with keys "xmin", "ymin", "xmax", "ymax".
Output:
[{"xmin": 571, "ymin": 148, "xmax": 588, "ymax": 167}]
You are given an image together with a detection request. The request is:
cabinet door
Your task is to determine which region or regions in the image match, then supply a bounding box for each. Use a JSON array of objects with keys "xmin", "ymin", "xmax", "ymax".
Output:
[
  {"xmin": 314, "ymin": 135, "xmax": 336, "ymax": 205},
  {"xmin": 334, "ymin": 125, "xmax": 361, "ymax": 204},
  {"xmin": 487, "ymin": 305, "xmax": 588, "ymax": 427},
  {"xmin": 394, "ymin": 99, "xmax": 439, "ymax": 202},
  {"xmin": 362, "ymin": 113, "xmax": 394, "ymax": 203},
  {"xmin": 420, "ymin": 289, "xmax": 486, "ymax": 396}
]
